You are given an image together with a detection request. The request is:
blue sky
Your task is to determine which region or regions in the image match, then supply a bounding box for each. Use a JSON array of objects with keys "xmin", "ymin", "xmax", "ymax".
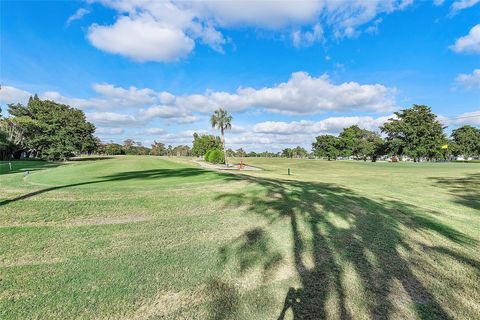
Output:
[{"xmin": 1, "ymin": 0, "xmax": 479, "ymax": 151}]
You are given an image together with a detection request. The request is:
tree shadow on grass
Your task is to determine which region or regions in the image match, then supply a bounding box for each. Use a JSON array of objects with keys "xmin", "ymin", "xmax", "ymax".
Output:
[
  {"xmin": 68, "ymin": 156, "xmax": 115, "ymax": 162},
  {"xmin": 214, "ymin": 175, "xmax": 475, "ymax": 319},
  {"xmin": 429, "ymin": 173, "xmax": 480, "ymax": 211},
  {"xmin": 0, "ymin": 168, "xmax": 238, "ymax": 206},
  {"xmin": 0, "ymin": 160, "xmax": 62, "ymax": 175}
]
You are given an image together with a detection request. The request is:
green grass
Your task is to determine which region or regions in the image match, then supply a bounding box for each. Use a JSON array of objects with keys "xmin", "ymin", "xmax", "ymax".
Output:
[{"xmin": 1, "ymin": 156, "xmax": 479, "ymax": 319}]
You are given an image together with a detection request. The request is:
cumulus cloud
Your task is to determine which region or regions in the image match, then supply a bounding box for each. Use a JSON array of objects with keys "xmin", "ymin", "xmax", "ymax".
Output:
[
  {"xmin": 86, "ymin": 112, "xmax": 140, "ymax": 126},
  {"xmin": 253, "ymin": 116, "xmax": 391, "ymax": 135},
  {"xmin": 87, "ymin": 15, "xmax": 195, "ymax": 62},
  {"xmin": 95, "ymin": 127, "xmax": 125, "ymax": 135},
  {"xmin": 139, "ymin": 105, "xmax": 200, "ymax": 124},
  {"xmin": 86, "ymin": 0, "xmax": 413, "ymax": 61},
  {"xmin": 450, "ymin": 24, "xmax": 480, "ymax": 54},
  {"xmin": 144, "ymin": 128, "xmax": 166, "ymax": 134},
  {"xmin": 0, "ymin": 85, "xmax": 32, "ymax": 105},
  {"xmin": 40, "ymin": 83, "xmax": 162, "ymax": 110},
  {"xmin": 176, "ymin": 72, "xmax": 396, "ymax": 115},
  {"xmin": 2, "ymin": 72, "xmax": 396, "ymax": 126},
  {"xmin": 456, "ymin": 69, "xmax": 480, "ymax": 89},
  {"xmin": 66, "ymin": 8, "xmax": 90, "ymax": 26}
]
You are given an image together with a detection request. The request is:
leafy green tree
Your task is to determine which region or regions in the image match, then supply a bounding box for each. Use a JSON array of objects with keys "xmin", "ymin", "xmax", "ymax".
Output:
[
  {"xmin": 356, "ymin": 131, "xmax": 385, "ymax": 162},
  {"xmin": 281, "ymin": 148, "xmax": 293, "ymax": 158},
  {"xmin": 123, "ymin": 139, "xmax": 135, "ymax": 151},
  {"xmin": 173, "ymin": 145, "xmax": 191, "ymax": 156},
  {"xmin": 451, "ymin": 125, "xmax": 480, "ymax": 158},
  {"xmin": 292, "ymin": 146, "xmax": 308, "ymax": 158},
  {"xmin": 150, "ymin": 140, "xmax": 166, "ymax": 156},
  {"xmin": 247, "ymin": 151, "xmax": 258, "ymax": 157},
  {"xmin": 338, "ymin": 125, "xmax": 385, "ymax": 161},
  {"xmin": 381, "ymin": 105, "xmax": 446, "ymax": 162},
  {"xmin": 339, "ymin": 125, "xmax": 363, "ymax": 157},
  {"xmin": 105, "ymin": 143, "xmax": 125, "ymax": 155},
  {"xmin": 6, "ymin": 96, "xmax": 97, "ymax": 160},
  {"xmin": 226, "ymin": 148, "xmax": 235, "ymax": 157},
  {"xmin": 191, "ymin": 133, "xmax": 222, "ymax": 157},
  {"xmin": 312, "ymin": 135, "xmax": 340, "ymax": 160},
  {"xmin": 210, "ymin": 108, "xmax": 232, "ymax": 165},
  {"xmin": 235, "ymin": 148, "xmax": 247, "ymax": 157}
]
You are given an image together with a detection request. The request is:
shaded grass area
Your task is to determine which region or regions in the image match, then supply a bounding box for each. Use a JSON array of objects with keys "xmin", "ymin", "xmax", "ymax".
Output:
[
  {"xmin": 216, "ymin": 175, "xmax": 477, "ymax": 319},
  {"xmin": 0, "ymin": 159, "xmax": 60, "ymax": 175},
  {"xmin": 430, "ymin": 173, "xmax": 480, "ymax": 210},
  {"xmin": 1, "ymin": 156, "xmax": 479, "ymax": 319}
]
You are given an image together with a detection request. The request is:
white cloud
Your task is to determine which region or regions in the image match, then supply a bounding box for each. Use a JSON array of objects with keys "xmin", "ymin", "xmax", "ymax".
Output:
[
  {"xmin": 87, "ymin": 15, "xmax": 195, "ymax": 62},
  {"xmin": 456, "ymin": 69, "xmax": 480, "ymax": 89},
  {"xmin": 253, "ymin": 116, "xmax": 390, "ymax": 135},
  {"xmin": 86, "ymin": 112, "xmax": 140, "ymax": 126},
  {"xmin": 40, "ymin": 83, "xmax": 161, "ymax": 110},
  {"xmin": 450, "ymin": 24, "xmax": 480, "ymax": 54},
  {"xmin": 66, "ymin": 8, "xmax": 90, "ymax": 26},
  {"xmin": 450, "ymin": 0, "xmax": 480, "ymax": 14},
  {"xmin": 2, "ymin": 72, "xmax": 396, "ymax": 123},
  {"xmin": 139, "ymin": 105, "xmax": 199, "ymax": 124},
  {"xmin": 144, "ymin": 128, "xmax": 166, "ymax": 134},
  {"xmin": 86, "ymin": 0, "xmax": 413, "ymax": 62},
  {"xmin": 292, "ymin": 24, "xmax": 324, "ymax": 48},
  {"xmin": 176, "ymin": 72, "xmax": 396, "ymax": 115},
  {"xmin": 0, "ymin": 85, "xmax": 32, "ymax": 105},
  {"xmin": 366, "ymin": 18, "xmax": 383, "ymax": 34},
  {"xmin": 96, "ymin": 127, "xmax": 125, "ymax": 135}
]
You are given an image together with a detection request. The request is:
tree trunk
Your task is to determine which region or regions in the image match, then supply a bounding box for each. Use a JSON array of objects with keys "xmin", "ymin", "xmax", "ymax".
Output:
[{"xmin": 221, "ymin": 129, "xmax": 228, "ymax": 166}]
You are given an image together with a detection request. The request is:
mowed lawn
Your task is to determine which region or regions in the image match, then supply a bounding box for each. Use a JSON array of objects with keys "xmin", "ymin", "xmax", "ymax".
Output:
[{"xmin": 0, "ymin": 156, "xmax": 479, "ymax": 319}]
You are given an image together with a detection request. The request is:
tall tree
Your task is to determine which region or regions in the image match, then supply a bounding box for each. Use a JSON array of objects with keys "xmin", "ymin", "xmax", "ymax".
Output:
[
  {"xmin": 451, "ymin": 125, "xmax": 480, "ymax": 158},
  {"xmin": 5, "ymin": 96, "xmax": 97, "ymax": 160},
  {"xmin": 173, "ymin": 145, "xmax": 191, "ymax": 156},
  {"xmin": 381, "ymin": 105, "xmax": 446, "ymax": 162},
  {"xmin": 356, "ymin": 131, "xmax": 385, "ymax": 162},
  {"xmin": 123, "ymin": 139, "xmax": 135, "ymax": 150},
  {"xmin": 210, "ymin": 108, "xmax": 232, "ymax": 165},
  {"xmin": 150, "ymin": 141, "xmax": 166, "ymax": 156},
  {"xmin": 235, "ymin": 148, "xmax": 246, "ymax": 157},
  {"xmin": 312, "ymin": 135, "xmax": 340, "ymax": 160},
  {"xmin": 281, "ymin": 148, "xmax": 293, "ymax": 158},
  {"xmin": 191, "ymin": 133, "xmax": 222, "ymax": 157},
  {"xmin": 339, "ymin": 125, "xmax": 364, "ymax": 158},
  {"xmin": 292, "ymin": 146, "xmax": 308, "ymax": 158}
]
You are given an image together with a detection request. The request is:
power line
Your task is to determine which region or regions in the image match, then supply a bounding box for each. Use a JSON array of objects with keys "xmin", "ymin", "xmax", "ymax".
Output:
[
  {"xmin": 438, "ymin": 113, "xmax": 480, "ymax": 123},
  {"xmin": 449, "ymin": 114, "xmax": 480, "ymax": 120}
]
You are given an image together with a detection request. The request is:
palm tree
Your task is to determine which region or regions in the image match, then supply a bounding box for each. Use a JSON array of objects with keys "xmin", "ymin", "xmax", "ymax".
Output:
[{"xmin": 210, "ymin": 108, "xmax": 232, "ymax": 165}]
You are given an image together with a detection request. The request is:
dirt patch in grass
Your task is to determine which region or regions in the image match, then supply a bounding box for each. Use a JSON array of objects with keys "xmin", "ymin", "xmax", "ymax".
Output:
[{"xmin": 120, "ymin": 286, "xmax": 207, "ymax": 320}]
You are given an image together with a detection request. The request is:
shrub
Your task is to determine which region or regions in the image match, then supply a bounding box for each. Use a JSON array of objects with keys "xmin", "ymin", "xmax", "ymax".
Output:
[
  {"xmin": 205, "ymin": 148, "xmax": 225, "ymax": 164},
  {"xmin": 204, "ymin": 149, "xmax": 212, "ymax": 162}
]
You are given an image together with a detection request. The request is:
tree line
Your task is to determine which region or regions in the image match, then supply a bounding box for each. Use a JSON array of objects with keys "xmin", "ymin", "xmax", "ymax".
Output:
[
  {"xmin": 100, "ymin": 140, "xmax": 192, "ymax": 157},
  {"xmin": 1, "ymin": 97, "xmax": 479, "ymax": 162},
  {"xmin": 313, "ymin": 105, "xmax": 480, "ymax": 161}
]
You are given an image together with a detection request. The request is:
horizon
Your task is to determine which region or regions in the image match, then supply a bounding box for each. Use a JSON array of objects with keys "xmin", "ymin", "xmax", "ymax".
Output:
[{"xmin": 1, "ymin": 0, "xmax": 479, "ymax": 152}]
